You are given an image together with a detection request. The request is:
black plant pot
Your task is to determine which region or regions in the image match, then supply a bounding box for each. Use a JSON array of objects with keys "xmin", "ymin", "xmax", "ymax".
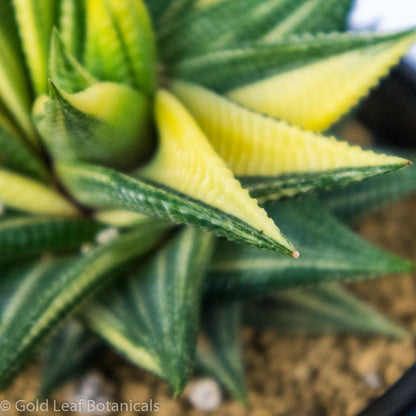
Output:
[{"xmin": 356, "ymin": 63, "xmax": 416, "ymax": 416}]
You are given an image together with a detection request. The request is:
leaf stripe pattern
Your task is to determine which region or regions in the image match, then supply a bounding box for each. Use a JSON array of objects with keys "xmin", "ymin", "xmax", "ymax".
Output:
[
  {"xmin": 244, "ymin": 284, "xmax": 408, "ymax": 338},
  {"xmin": 0, "ymin": 216, "xmax": 103, "ymax": 263},
  {"xmin": 207, "ymin": 198, "xmax": 413, "ymax": 295},
  {"xmin": 0, "ymin": 224, "xmax": 166, "ymax": 389},
  {"xmin": 57, "ymin": 162, "xmax": 296, "ymax": 255},
  {"xmin": 159, "ymin": 0, "xmax": 354, "ymax": 63},
  {"xmin": 198, "ymin": 301, "xmax": 247, "ymax": 403},
  {"xmin": 84, "ymin": 228, "xmax": 214, "ymax": 394}
]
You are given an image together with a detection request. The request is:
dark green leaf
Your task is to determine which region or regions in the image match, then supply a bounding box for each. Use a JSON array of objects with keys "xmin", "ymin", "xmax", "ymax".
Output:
[
  {"xmin": 0, "ymin": 224, "xmax": 166, "ymax": 389},
  {"xmin": 198, "ymin": 301, "xmax": 247, "ymax": 403},
  {"xmin": 244, "ymin": 284, "xmax": 408, "ymax": 338},
  {"xmin": 320, "ymin": 151, "xmax": 416, "ymax": 223},
  {"xmin": 0, "ymin": 216, "xmax": 103, "ymax": 263},
  {"xmin": 83, "ymin": 228, "xmax": 214, "ymax": 395},
  {"xmin": 39, "ymin": 320, "xmax": 102, "ymax": 398},
  {"xmin": 207, "ymin": 198, "xmax": 413, "ymax": 295}
]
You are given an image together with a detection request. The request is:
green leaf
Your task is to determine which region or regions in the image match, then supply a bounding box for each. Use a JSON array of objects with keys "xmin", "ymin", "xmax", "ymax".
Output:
[
  {"xmin": 0, "ymin": 0, "xmax": 37, "ymax": 142},
  {"xmin": 207, "ymin": 198, "xmax": 413, "ymax": 295},
  {"xmin": 155, "ymin": 0, "xmax": 196, "ymax": 31},
  {"xmin": 57, "ymin": 162, "xmax": 296, "ymax": 255},
  {"xmin": 174, "ymin": 30, "xmax": 416, "ymax": 131},
  {"xmin": 34, "ymin": 81, "xmax": 151, "ymax": 169},
  {"xmin": 197, "ymin": 301, "xmax": 247, "ymax": 403},
  {"xmin": 39, "ymin": 320, "xmax": 102, "ymax": 398},
  {"xmin": 0, "ymin": 216, "xmax": 103, "ymax": 263},
  {"xmin": 159, "ymin": 0, "xmax": 354, "ymax": 63},
  {"xmin": 0, "ymin": 224, "xmax": 166, "ymax": 389},
  {"xmin": 58, "ymin": 0, "xmax": 86, "ymax": 61},
  {"xmin": 83, "ymin": 228, "xmax": 214, "ymax": 395},
  {"xmin": 12, "ymin": 0, "xmax": 58, "ymax": 95},
  {"xmin": 49, "ymin": 29, "xmax": 97, "ymax": 94},
  {"xmin": 244, "ymin": 284, "xmax": 408, "ymax": 338},
  {"xmin": 0, "ymin": 168, "xmax": 78, "ymax": 216},
  {"xmin": 84, "ymin": 0, "xmax": 156, "ymax": 94},
  {"xmin": 261, "ymin": 0, "xmax": 354, "ymax": 41},
  {"xmin": 320, "ymin": 151, "xmax": 416, "ymax": 223},
  {"xmin": 0, "ymin": 125, "xmax": 48, "ymax": 180}
]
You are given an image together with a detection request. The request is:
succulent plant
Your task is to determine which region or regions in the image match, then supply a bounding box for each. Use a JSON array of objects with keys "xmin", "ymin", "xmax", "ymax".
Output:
[{"xmin": 0, "ymin": 0, "xmax": 416, "ymax": 404}]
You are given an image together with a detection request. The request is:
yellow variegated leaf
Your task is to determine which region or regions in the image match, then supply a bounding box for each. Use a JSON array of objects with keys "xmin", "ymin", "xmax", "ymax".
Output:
[
  {"xmin": 34, "ymin": 81, "xmax": 151, "ymax": 168},
  {"xmin": 140, "ymin": 90, "xmax": 296, "ymax": 257},
  {"xmin": 59, "ymin": 0, "xmax": 85, "ymax": 60},
  {"xmin": 0, "ymin": 169, "xmax": 78, "ymax": 215},
  {"xmin": 12, "ymin": 0, "xmax": 57, "ymax": 95},
  {"xmin": 84, "ymin": 0, "xmax": 130, "ymax": 83},
  {"xmin": 84, "ymin": 0, "xmax": 156, "ymax": 93},
  {"xmin": 0, "ymin": 1, "xmax": 37, "ymax": 143},
  {"xmin": 103, "ymin": 0, "xmax": 156, "ymax": 94},
  {"xmin": 172, "ymin": 81, "xmax": 408, "ymax": 176},
  {"xmin": 227, "ymin": 31, "xmax": 416, "ymax": 131}
]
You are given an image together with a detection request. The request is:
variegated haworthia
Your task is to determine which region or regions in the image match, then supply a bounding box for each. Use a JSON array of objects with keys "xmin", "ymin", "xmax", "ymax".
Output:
[{"xmin": 0, "ymin": 0, "xmax": 414, "ymax": 404}]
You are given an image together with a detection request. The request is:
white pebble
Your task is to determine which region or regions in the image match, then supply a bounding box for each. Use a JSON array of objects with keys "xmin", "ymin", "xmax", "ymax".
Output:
[
  {"xmin": 187, "ymin": 378, "xmax": 222, "ymax": 412},
  {"xmin": 362, "ymin": 371, "xmax": 383, "ymax": 389}
]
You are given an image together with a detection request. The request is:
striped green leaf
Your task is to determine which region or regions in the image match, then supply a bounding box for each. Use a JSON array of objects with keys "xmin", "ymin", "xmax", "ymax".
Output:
[
  {"xmin": 320, "ymin": 151, "xmax": 416, "ymax": 223},
  {"xmin": 57, "ymin": 162, "xmax": 296, "ymax": 255},
  {"xmin": 0, "ymin": 168, "xmax": 78, "ymax": 216},
  {"xmin": 0, "ymin": 0, "xmax": 36, "ymax": 142},
  {"xmin": 34, "ymin": 81, "xmax": 151, "ymax": 169},
  {"xmin": 0, "ymin": 125, "xmax": 47, "ymax": 180},
  {"xmin": 0, "ymin": 224, "xmax": 166, "ymax": 389},
  {"xmin": 84, "ymin": 0, "xmax": 156, "ymax": 94},
  {"xmin": 58, "ymin": 0, "xmax": 86, "ymax": 61},
  {"xmin": 12, "ymin": 0, "xmax": 58, "ymax": 95},
  {"xmin": 207, "ymin": 198, "xmax": 413, "ymax": 296},
  {"xmin": 83, "ymin": 228, "xmax": 214, "ymax": 395},
  {"xmin": 39, "ymin": 320, "xmax": 102, "ymax": 398},
  {"xmin": 174, "ymin": 30, "xmax": 416, "ymax": 131},
  {"xmin": 197, "ymin": 301, "xmax": 247, "ymax": 403},
  {"xmin": 159, "ymin": 0, "xmax": 353, "ymax": 63},
  {"xmin": 244, "ymin": 284, "xmax": 408, "ymax": 338},
  {"xmin": 242, "ymin": 167, "xmax": 410, "ymax": 204},
  {"xmin": 49, "ymin": 29, "xmax": 97, "ymax": 94},
  {"xmin": 155, "ymin": 0, "xmax": 196, "ymax": 32},
  {"xmin": 0, "ymin": 216, "xmax": 103, "ymax": 263}
]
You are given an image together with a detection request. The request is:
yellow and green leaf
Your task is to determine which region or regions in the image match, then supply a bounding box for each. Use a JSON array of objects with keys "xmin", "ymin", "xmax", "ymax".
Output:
[
  {"xmin": 57, "ymin": 161, "xmax": 294, "ymax": 254},
  {"xmin": 12, "ymin": 0, "xmax": 57, "ymax": 95},
  {"xmin": 83, "ymin": 228, "xmax": 214, "ymax": 395},
  {"xmin": 0, "ymin": 0, "xmax": 37, "ymax": 143},
  {"xmin": 49, "ymin": 29, "xmax": 97, "ymax": 94},
  {"xmin": 172, "ymin": 81, "xmax": 408, "ymax": 200},
  {"xmin": 0, "ymin": 168, "xmax": 78, "ymax": 216},
  {"xmin": 0, "ymin": 224, "xmax": 166, "ymax": 390},
  {"xmin": 140, "ymin": 89, "xmax": 296, "ymax": 256},
  {"xmin": 34, "ymin": 81, "xmax": 151, "ymax": 168},
  {"xmin": 84, "ymin": 0, "xmax": 156, "ymax": 94},
  {"xmin": 174, "ymin": 30, "xmax": 416, "ymax": 130},
  {"xmin": 58, "ymin": 0, "xmax": 86, "ymax": 61}
]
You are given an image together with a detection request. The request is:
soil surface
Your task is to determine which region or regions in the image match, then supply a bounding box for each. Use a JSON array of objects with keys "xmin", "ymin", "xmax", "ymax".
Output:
[{"xmin": 1, "ymin": 196, "xmax": 416, "ymax": 416}]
